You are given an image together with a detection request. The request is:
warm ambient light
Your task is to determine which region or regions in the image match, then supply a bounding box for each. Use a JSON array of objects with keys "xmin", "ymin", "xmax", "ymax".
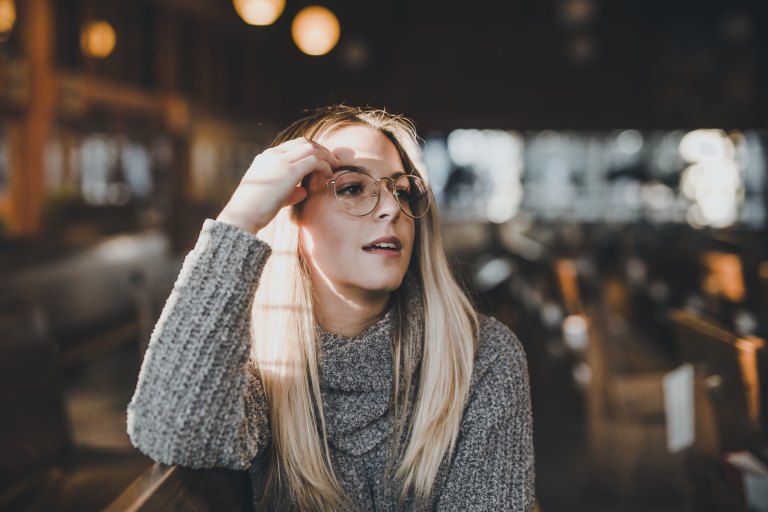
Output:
[
  {"xmin": 233, "ymin": 0, "xmax": 285, "ymax": 26},
  {"xmin": 0, "ymin": 0, "xmax": 16, "ymax": 39},
  {"xmin": 701, "ymin": 252, "xmax": 745, "ymax": 303},
  {"xmin": 291, "ymin": 6, "xmax": 340, "ymax": 56},
  {"xmin": 81, "ymin": 20, "xmax": 116, "ymax": 59}
]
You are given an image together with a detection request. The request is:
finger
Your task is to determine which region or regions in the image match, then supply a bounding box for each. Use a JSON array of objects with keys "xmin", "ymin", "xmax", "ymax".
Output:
[
  {"xmin": 273, "ymin": 136, "xmax": 311, "ymax": 153},
  {"xmin": 285, "ymin": 185, "xmax": 308, "ymax": 206},
  {"xmin": 305, "ymin": 139, "xmax": 342, "ymax": 167},
  {"xmin": 284, "ymin": 142, "xmax": 341, "ymax": 168},
  {"xmin": 294, "ymin": 154, "xmax": 334, "ymax": 180}
]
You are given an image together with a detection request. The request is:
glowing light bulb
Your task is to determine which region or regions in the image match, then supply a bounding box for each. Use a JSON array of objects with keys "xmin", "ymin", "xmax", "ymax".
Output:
[
  {"xmin": 0, "ymin": 0, "xmax": 16, "ymax": 36},
  {"xmin": 291, "ymin": 6, "xmax": 340, "ymax": 56},
  {"xmin": 81, "ymin": 20, "xmax": 116, "ymax": 59},
  {"xmin": 233, "ymin": 0, "xmax": 285, "ymax": 26}
]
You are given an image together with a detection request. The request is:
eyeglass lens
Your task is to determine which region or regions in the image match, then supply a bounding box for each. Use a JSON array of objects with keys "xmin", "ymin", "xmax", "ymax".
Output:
[{"xmin": 333, "ymin": 172, "xmax": 429, "ymax": 218}]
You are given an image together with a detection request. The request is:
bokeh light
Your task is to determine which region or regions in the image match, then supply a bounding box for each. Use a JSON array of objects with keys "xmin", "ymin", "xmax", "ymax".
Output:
[
  {"xmin": 616, "ymin": 129, "xmax": 643, "ymax": 154},
  {"xmin": 563, "ymin": 314, "xmax": 589, "ymax": 352},
  {"xmin": 0, "ymin": 0, "xmax": 16, "ymax": 39},
  {"xmin": 233, "ymin": 0, "xmax": 285, "ymax": 26},
  {"xmin": 679, "ymin": 130, "xmax": 742, "ymax": 228},
  {"xmin": 81, "ymin": 20, "xmax": 116, "ymax": 59},
  {"xmin": 291, "ymin": 6, "xmax": 340, "ymax": 56},
  {"xmin": 679, "ymin": 129, "xmax": 733, "ymax": 164}
]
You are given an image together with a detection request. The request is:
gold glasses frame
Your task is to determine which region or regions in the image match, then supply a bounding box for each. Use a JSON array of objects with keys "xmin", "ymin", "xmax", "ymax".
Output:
[{"xmin": 320, "ymin": 169, "xmax": 431, "ymax": 219}]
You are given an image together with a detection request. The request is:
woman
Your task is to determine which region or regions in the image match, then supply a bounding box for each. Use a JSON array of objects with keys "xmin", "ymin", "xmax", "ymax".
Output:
[{"xmin": 127, "ymin": 105, "xmax": 534, "ymax": 511}]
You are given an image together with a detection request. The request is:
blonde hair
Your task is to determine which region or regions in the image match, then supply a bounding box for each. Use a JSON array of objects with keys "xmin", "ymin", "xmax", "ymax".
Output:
[{"xmin": 250, "ymin": 105, "xmax": 479, "ymax": 510}]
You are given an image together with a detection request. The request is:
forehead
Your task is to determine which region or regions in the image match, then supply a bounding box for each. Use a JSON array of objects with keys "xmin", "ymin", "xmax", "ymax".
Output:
[{"xmin": 319, "ymin": 125, "xmax": 404, "ymax": 173}]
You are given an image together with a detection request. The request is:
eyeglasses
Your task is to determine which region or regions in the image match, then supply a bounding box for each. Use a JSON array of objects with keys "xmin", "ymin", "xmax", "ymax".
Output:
[{"xmin": 321, "ymin": 169, "xmax": 431, "ymax": 218}]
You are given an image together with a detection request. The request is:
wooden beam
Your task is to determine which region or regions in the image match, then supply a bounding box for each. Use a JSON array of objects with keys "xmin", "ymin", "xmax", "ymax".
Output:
[
  {"xmin": 10, "ymin": 0, "xmax": 56, "ymax": 236},
  {"xmin": 81, "ymin": 76, "xmax": 166, "ymax": 114}
]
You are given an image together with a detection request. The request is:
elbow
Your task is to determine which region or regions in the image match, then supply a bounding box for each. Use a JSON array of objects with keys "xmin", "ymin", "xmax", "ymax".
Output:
[
  {"xmin": 127, "ymin": 401, "xmax": 205, "ymax": 468},
  {"xmin": 127, "ymin": 403, "xmax": 189, "ymax": 466},
  {"xmin": 126, "ymin": 403, "xmax": 256, "ymax": 470}
]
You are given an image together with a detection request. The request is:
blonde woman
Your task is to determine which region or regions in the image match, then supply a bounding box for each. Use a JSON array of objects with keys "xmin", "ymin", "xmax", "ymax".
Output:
[{"xmin": 127, "ymin": 105, "xmax": 534, "ymax": 511}]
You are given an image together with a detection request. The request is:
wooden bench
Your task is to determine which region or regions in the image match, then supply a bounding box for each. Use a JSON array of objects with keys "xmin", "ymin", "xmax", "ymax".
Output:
[
  {"xmin": 0, "ymin": 296, "xmax": 153, "ymax": 511},
  {"xmin": 0, "ymin": 296, "xmax": 70, "ymax": 506},
  {"xmin": 0, "ymin": 229, "xmax": 180, "ymax": 368},
  {"xmin": 670, "ymin": 309, "xmax": 768, "ymax": 511},
  {"xmin": 105, "ymin": 464, "xmax": 253, "ymax": 511},
  {"xmin": 0, "ymin": 230, "xmax": 182, "ymax": 509},
  {"xmin": 583, "ymin": 301, "xmax": 684, "ymax": 502},
  {"xmin": 671, "ymin": 309, "xmax": 765, "ymax": 453},
  {"xmin": 553, "ymin": 264, "xmax": 684, "ymax": 502}
]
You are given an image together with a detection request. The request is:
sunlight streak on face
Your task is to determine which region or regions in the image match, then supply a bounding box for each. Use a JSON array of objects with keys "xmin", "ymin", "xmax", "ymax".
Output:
[{"xmin": 299, "ymin": 225, "xmax": 367, "ymax": 312}]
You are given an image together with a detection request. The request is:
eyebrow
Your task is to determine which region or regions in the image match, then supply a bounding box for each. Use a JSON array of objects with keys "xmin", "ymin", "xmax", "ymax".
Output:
[{"xmin": 334, "ymin": 164, "xmax": 408, "ymax": 179}]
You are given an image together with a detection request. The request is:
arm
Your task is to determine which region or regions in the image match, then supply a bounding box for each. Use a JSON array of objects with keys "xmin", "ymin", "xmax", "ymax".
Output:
[
  {"xmin": 127, "ymin": 219, "xmax": 272, "ymax": 470},
  {"xmin": 126, "ymin": 137, "xmax": 338, "ymax": 470},
  {"xmin": 435, "ymin": 325, "xmax": 535, "ymax": 511}
]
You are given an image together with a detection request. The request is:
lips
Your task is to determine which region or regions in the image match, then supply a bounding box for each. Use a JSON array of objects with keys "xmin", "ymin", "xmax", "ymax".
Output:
[{"xmin": 363, "ymin": 236, "xmax": 403, "ymax": 252}]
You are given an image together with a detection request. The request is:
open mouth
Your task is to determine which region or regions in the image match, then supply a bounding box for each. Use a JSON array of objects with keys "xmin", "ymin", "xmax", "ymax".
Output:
[{"xmin": 363, "ymin": 238, "xmax": 403, "ymax": 253}]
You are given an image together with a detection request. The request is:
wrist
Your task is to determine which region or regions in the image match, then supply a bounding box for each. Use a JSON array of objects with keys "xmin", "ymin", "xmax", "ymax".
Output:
[{"xmin": 215, "ymin": 210, "xmax": 263, "ymax": 234}]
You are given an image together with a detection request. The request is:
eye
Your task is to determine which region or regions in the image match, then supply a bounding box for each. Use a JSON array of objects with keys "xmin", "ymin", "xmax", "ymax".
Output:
[
  {"xmin": 336, "ymin": 181, "xmax": 366, "ymax": 196},
  {"xmin": 395, "ymin": 185, "xmax": 413, "ymax": 199}
]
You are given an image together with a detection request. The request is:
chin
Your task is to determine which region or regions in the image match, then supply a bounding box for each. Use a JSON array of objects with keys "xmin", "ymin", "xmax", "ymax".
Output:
[{"xmin": 360, "ymin": 275, "xmax": 406, "ymax": 294}]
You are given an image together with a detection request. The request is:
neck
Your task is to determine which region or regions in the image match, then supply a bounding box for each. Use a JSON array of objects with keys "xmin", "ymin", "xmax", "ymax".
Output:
[{"xmin": 312, "ymin": 283, "xmax": 391, "ymax": 337}]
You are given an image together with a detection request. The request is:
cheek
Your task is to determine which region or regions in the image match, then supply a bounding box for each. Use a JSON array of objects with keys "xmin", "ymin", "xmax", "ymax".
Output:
[{"xmin": 299, "ymin": 202, "xmax": 357, "ymax": 261}]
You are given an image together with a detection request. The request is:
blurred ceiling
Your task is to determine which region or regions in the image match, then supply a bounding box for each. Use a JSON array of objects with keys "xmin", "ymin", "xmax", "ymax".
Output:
[{"xmin": 35, "ymin": 0, "xmax": 768, "ymax": 129}]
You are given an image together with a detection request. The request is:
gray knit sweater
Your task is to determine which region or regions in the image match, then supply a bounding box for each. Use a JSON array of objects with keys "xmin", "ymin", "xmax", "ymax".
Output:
[{"xmin": 127, "ymin": 219, "xmax": 535, "ymax": 511}]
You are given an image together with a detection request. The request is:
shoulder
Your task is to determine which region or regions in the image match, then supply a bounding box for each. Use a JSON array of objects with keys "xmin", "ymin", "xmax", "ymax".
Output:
[
  {"xmin": 462, "ymin": 315, "xmax": 530, "ymax": 427},
  {"xmin": 474, "ymin": 314, "xmax": 528, "ymax": 383}
]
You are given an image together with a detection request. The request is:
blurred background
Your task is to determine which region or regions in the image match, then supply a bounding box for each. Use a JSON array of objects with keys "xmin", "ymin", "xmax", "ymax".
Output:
[{"xmin": 1, "ymin": 0, "xmax": 767, "ymax": 510}]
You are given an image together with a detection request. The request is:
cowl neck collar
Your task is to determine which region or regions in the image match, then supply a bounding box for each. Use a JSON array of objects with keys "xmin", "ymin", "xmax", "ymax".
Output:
[{"xmin": 316, "ymin": 276, "xmax": 423, "ymax": 456}]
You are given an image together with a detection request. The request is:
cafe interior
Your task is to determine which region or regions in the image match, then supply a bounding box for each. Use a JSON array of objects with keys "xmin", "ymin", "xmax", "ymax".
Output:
[{"xmin": 1, "ymin": 0, "xmax": 767, "ymax": 510}]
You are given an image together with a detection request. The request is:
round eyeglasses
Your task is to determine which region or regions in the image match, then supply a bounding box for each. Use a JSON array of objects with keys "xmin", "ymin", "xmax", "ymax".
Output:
[{"xmin": 322, "ymin": 170, "xmax": 431, "ymax": 218}]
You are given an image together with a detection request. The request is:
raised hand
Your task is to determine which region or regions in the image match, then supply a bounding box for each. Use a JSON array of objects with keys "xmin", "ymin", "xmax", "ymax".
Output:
[{"xmin": 216, "ymin": 137, "xmax": 340, "ymax": 234}]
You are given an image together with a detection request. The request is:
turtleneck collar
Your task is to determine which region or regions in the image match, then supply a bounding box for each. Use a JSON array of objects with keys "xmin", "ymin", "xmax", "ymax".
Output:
[{"xmin": 316, "ymin": 275, "xmax": 423, "ymax": 456}]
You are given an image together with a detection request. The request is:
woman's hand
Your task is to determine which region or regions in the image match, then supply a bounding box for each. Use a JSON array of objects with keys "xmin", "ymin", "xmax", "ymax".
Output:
[{"xmin": 216, "ymin": 137, "xmax": 340, "ymax": 234}]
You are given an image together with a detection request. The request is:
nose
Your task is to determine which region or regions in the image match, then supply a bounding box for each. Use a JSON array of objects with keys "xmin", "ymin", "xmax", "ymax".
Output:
[{"xmin": 373, "ymin": 178, "xmax": 401, "ymax": 219}]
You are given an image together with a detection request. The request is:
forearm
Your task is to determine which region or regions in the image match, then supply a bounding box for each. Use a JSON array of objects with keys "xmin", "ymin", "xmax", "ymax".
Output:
[{"xmin": 127, "ymin": 219, "xmax": 272, "ymax": 469}]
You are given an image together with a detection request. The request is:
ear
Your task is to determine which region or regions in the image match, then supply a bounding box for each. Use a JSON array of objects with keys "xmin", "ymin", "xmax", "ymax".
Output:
[{"xmin": 286, "ymin": 185, "xmax": 308, "ymax": 206}]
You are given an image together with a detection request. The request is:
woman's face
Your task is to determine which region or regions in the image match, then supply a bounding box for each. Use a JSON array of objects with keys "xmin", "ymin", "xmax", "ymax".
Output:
[{"xmin": 299, "ymin": 125, "xmax": 416, "ymax": 301}]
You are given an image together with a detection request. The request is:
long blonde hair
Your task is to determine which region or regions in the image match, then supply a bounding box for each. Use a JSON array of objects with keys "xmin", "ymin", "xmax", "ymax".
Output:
[{"xmin": 250, "ymin": 105, "xmax": 479, "ymax": 510}]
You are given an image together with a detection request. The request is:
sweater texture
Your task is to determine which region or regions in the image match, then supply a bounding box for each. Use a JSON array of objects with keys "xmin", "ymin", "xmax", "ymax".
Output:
[{"xmin": 127, "ymin": 219, "xmax": 535, "ymax": 511}]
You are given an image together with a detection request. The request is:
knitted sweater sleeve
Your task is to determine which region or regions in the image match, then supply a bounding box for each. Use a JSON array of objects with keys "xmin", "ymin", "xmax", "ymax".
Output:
[
  {"xmin": 126, "ymin": 219, "xmax": 272, "ymax": 470},
  {"xmin": 434, "ymin": 318, "xmax": 535, "ymax": 511}
]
